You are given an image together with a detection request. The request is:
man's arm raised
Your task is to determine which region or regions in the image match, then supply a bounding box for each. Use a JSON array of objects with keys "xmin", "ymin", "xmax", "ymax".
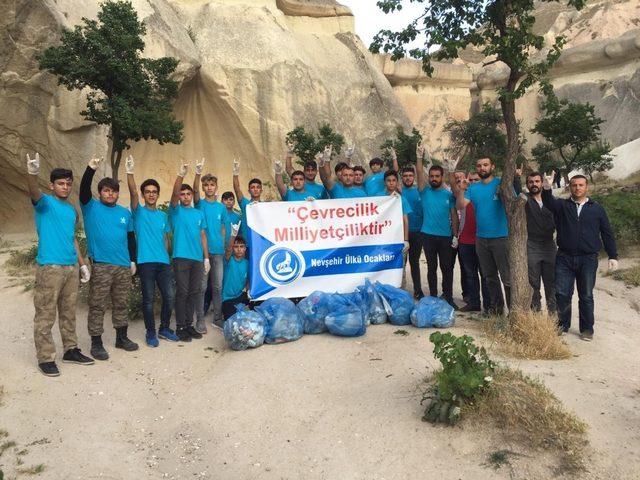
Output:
[
  {"xmin": 274, "ymin": 159, "xmax": 287, "ymax": 200},
  {"xmin": 232, "ymin": 159, "xmax": 245, "ymax": 203},
  {"xmin": 171, "ymin": 162, "xmax": 189, "ymax": 208},
  {"xmin": 125, "ymin": 155, "xmax": 139, "ymax": 210},
  {"xmin": 26, "ymin": 153, "xmax": 42, "ymax": 203},
  {"xmin": 285, "ymin": 140, "xmax": 296, "ymax": 177},
  {"xmin": 415, "ymin": 143, "xmax": 427, "ymax": 192},
  {"xmin": 193, "ymin": 157, "xmax": 204, "ymax": 205}
]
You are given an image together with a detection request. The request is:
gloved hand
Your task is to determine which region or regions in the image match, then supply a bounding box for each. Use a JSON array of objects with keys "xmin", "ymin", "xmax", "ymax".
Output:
[
  {"xmin": 80, "ymin": 265, "xmax": 91, "ymax": 283},
  {"xmin": 195, "ymin": 157, "xmax": 205, "ymax": 175},
  {"xmin": 286, "ymin": 140, "xmax": 296, "ymax": 155},
  {"xmin": 402, "ymin": 241, "xmax": 410, "ymax": 254},
  {"xmin": 130, "ymin": 262, "xmax": 137, "ymax": 276},
  {"xmin": 323, "ymin": 145, "xmax": 332, "ymax": 163},
  {"xmin": 389, "ymin": 148, "xmax": 397, "ymax": 162},
  {"xmin": 416, "ymin": 143, "xmax": 425, "ymax": 161},
  {"xmin": 88, "ymin": 157, "xmax": 103, "ymax": 170},
  {"xmin": 26, "ymin": 152, "xmax": 40, "ymax": 175},
  {"xmin": 125, "ymin": 155, "xmax": 135, "ymax": 175},
  {"xmin": 315, "ymin": 152, "xmax": 325, "ymax": 168},
  {"xmin": 306, "ymin": 196, "xmax": 315, "ymax": 201},
  {"xmin": 232, "ymin": 159, "xmax": 240, "ymax": 176},
  {"xmin": 231, "ymin": 222, "xmax": 240, "ymax": 237},
  {"xmin": 178, "ymin": 162, "xmax": 189, "ymax": 178},
  {"xmin": 608, "ymin": 259, "xmax": 619, "ymax": 271},
  {"xmin": 543, "ymin": 171, "xmax": 555, "ymax": 190},
  {"xmin": 274, "ymin": 159, "xmax": 283, "ymax": 175},
  {"xmin": 451, "ymin": 236, "xmax": 459, "ymax": 249},
  {"xmin": 345, "ymin": 146, "xmax": 355, "ymax": 159},
  {"xmin": 204, "ymin": 258, "xmax": 211, "ymax": 275}
]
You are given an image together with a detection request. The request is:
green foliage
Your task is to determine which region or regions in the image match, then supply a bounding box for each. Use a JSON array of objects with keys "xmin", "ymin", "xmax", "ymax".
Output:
[
  {"xmin": 5, "ymin": 245, "xmax": 38, "ymax": 269},
  {"xmin": 591, "ymin": 190, "xmax": 640, "ymax": 246},
  {"xmin": 380, "ymin": 126, "xmax": 422, "ymax": 169},
  {"xmin": 285, "ymin": 123, "xmax": 345, "ymax": 164},
  {"xmin": 609, "ymin": 265, "xmax": 640, "ymax": 288},
  {"xmin": 38, "ymin": 0, "xmax": 183, "ymax": 179}
]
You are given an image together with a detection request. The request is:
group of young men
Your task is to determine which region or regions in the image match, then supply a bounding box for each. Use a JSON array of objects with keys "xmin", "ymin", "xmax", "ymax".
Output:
[{"xmin": 27, "ymin": 139, "xmax": 619, "ymax": 376}]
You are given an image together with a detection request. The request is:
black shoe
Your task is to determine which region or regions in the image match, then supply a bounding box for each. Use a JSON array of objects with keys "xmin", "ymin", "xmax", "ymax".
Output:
[
  {"xmin": 177, "ymin": 328, "xmax": 192, "ymax": 342},
  {"xmin": 90, "ymin": 335, "xmax": 109, "ymax": 361},
  {"xmin": 186, "ymin": 325, "xmax": 203, "ymax": 340},
  {"xmin": 38, "ymin": 361, "xmax": 60, "ymax": 377},
  {"xmin": 440, "ymin": 296, "xmax": 459, "ymax": 311},
  {"xmin": 459, "ymin": 304, "xmax": 481, "ymax": 312},
  {"xmin": 62, "ymin": 348, "xmax": 95, "ymax": 365},
  {"xmin": 413, "ymin": 291, "xmax": 425, "ymax": 300},
  {"xmin": 115, "ymin": 326, "xmax": 139, "ymax": 351}
]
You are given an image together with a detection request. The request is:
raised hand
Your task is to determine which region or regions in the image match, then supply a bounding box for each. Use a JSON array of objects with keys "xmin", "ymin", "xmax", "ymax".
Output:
[
  {"xmin": 195, "ymin": 157, "xmax": 205, "ymax": 175},
  {"xmin": 515, "ymin": 166, "xmax": 523, "ymax": 177},
  {"xmin": 315, "ymin": 152, "xmax": 325, "ymax": 168},
  {"xmin": 125, "ymin": 155, "xmax": 135, "ymax": 175},
  {"xmin": 178, "ymin": 162, "xmax": 189, "ymax": 178},
  {"xmin": 345, "ymin": 146, "xmax": 355, "ymax": 159},
  {"xmin": 274, "ymin": 159, "xmax": 283, "ymax": 175},
  {"xmin": 88, "ymin": 157, "xmax": 103, "ymax": 170},
  {"xmin": 416, "ymin": 143, "xmax": 425, "ymax": 161},
  {"xmin": 79, "ymin": 265, "xmax": 91, "ymax": 283},
  {"xmin": 286, "ymin": 139, "xmax": 296, "ymax": 155},
  {"xmin": 543, "ymin": 171, "xmax": 555, "ymax": 189},
  {"xmin": 323, "ymin": 144, "xmax": 332, "ymax": 163},
  {"xmin": 26, "ymin": 152, "xmax": 40, "ymax": 175},
  {"xmin": 389, "ymin": 147, "xmax": 397, "ymax": 162},
  {"xmin": 232, "ymin": 159, "xmax": 240, "ymax": 176},
  {"xmin": 231, "ymin": 222, "xmax": 240, "ymax": 237}
]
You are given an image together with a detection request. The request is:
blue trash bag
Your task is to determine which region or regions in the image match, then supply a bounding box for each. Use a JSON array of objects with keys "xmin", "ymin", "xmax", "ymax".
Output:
[
  {"xmin": 357, "ymin": 278, "xmax": 387, "ymax": 325},
  {"xmin": 297, "ymin": 291, "xmax": 330, "ymax": 334},
  {"xmin": 255, "ymin": 297, "xmax": 304, "ymax": 344},
  {"xmin": 324, "ymin": 294, "xmax": 366, "ymax": 337},
  {"xmin": 223, "ymin": 305, "xmax": 266, "ymax": 351},
  {"xmin": 374, "ymin": 282, "xmax": 414, "ymax": 326},
  {"xmin": 410, "ymin": 296, "xmax": 455, "ymax": 328}
]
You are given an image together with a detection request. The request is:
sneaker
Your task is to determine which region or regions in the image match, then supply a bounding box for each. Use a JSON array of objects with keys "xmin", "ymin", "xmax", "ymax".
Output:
[
  {"xmin": 158, "ymin": 327, "xmax": 179, "ymax": 342},
  {"xmin": 62, "ymin": 348, "xmax": 95, "ymax": 365},
  {"xmin": 580, "ymin": 331, "xmax": 594, "ymax": 342},
  {"xmin": 186, "ymin": 325, "xmax": 203, "ymax": 340},
  {"xmin": 145, "ymin": 331, "xmax": 159, "ymax": 348},
  {"xmin": 176, "ymin": 328, "xmax": 192, "ymax": 342},
  {"xmin": 195, "ymin": 318, "xmax": 207, "ymax": 335},
  {"xmin": 459, "ymin": 304, "xmax": 481, "ymax": 313},
  {"xmin": 38, "ymin": 361, "xmax": 60, "ymax": 377}
]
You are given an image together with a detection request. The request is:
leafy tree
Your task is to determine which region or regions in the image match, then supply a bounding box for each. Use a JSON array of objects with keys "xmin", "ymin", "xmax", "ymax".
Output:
[
  {"xmin": 285, "ymin": 123, "xmax": 345, "ymax": 164},
  {"xmin": 38, "ymin": 0, "xmax": 183, "ymax": 181},
  {"xmin": 380, "ymin": 126, "xmax": 423, "ymax": 169},
  {"xmin": 370, "ymin": 0, "xmax": 586, "ymax": 312},
  {"xmin": 531, "ymin": 88, "xmax": 612, "ymax": 184}
]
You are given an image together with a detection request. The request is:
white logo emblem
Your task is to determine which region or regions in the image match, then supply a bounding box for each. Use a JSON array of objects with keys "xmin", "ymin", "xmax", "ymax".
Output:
[
  {"xmin": 260, "ymin": 246, "xmax": 305, "ymax": 287},
  {"xmin": 120, "ymin": 217, "xmax": 126, "ymax": 224}
]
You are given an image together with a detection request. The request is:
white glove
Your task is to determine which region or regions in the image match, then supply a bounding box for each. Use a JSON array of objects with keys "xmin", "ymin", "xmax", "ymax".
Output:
[
  {"xmin": 178, "ymin": 162, "xmax": 189, "ymax": 178},
  {"xmin": 608, "ymin": 259, "xmax": 619, "ymax": 271},
  {"xmin": 204, "ymin": 258, "xmax": 211, "ymax": 275},
  {"xmin": 416, "ymin": 143, "xmax": 425, "ymax": 161},
  {"xmin": 286, "ymin": 140, "xmax": 296, "ymax": 155},
  {"xmin": 543, "ymin": 171, "xmax": 555, "ymax": 190},
  {"xmin": 451, "ymin": 236, "xmax": 459, "ymax": 249},
  {"xmin": 195, "ymin": 157, "xmax": 205, "ymax": 175},
  {"xmin": 323, "ymin": 145, "xmax": 332, "ymax": 163},
  {"xmin": 232, "ymin": 159, "xmax": 240, "ymax": 176},
  {"xmin": 389, "ymin": 148, "xmax": 397, "ymax": 162},
  {"xmin": 306, "ymin": 197, "xmax": 315, "ymax": 202},
  {"xmin": 345, "ymin": 146, "xmax": 355, "ymax": 159},
  {"xmin": 402, "ymin": 241, "xmax": 410, "ymax": 254},
  {"xmin": 231, "ymin": 222, "xmax": 240, "ymax": 237},
  {"xmin": 26, "ymin": 152, "xmax": 40, "ymax": 175},
  {"xmin": 88, "ymin": 157, "xmax": 103, "ymax": 170},
  {"xmin": 79, "ymin": 265, "xmax": 91, "ymax": 283},
  {"xmin": 125, "ymin": 155, "xmax": 135, "ymax": 174},
  {"xmin": 274, "ymin": 159, "xmax": 283, "ymax": 175},
  {"xmin": 130, "ymin": 262, "xmax": 137, "ymax": 276},
  {"xmin": 315, "ymin": 152, "xmax": 325, "ymax": 168}
]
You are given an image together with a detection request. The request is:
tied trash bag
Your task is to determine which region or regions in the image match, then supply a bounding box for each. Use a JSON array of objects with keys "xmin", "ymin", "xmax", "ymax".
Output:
[
  {"xmin": 357, "ymin": 278, "xmax": 387, "ymax": 325},
  {"xmin": 223, "ymin": 305, "xmax": 266, "ymax": 351},
  {"xmin": 255, "ymin": 297, "xmax": 304, "ymax": 344},
  {"xmin": 297, "ymin": 291, "xmax": 330, "ymax": 334},
  {"xmin": 375, "ymin": 282, "xmax": 414, "ymax": 326},
  {"xmin": 324, "ymin": 294, "xmax": 366, "ymax": 337},
  {"xmin": 410, "ymin": 297, "xmax": 455, "ymax": 328}
]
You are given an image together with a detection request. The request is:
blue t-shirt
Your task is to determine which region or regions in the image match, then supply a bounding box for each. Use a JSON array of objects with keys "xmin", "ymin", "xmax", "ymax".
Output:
[
  {"xmin": 81, "ymin": 199, "xmax": 133, "ymax": 267},
  {"xmin": 195, "ymin": 199, "xmax": 226, "ymax": 255},
  {"xmin": 305, "ymin": 181, "xmax": 328, "ymax": 200},
  {"xmin": 364, "ymin": 171, "xmax": 386, "ymax": 197},
  {"xmin": 223, "ymin": 209, "xmax": 242, "ymax": 246},
  {"xmin": 464, "ymin": 177, "xmax": 509, "ymax": 238},
  {"xmin": 169, "ymin": 204, "xmax": 207, "ymax": 261},
  {"xmin": 239, "ymin": 197, "xmax": 255, "ymax": 242},
  {"xmin": 222, "ymin": 256, "xmax": 249, "ymax": 301},
  {"xmin": 133, "ymin": 205, "xmax": 170, "ymax": 265},
  {"xmin": 402, "ymin": 186, "xmax": 423, "ymax": 232},
  {"xmin": 329, "ymin": 183, "xmax": 367, "ymax": 199},
  {"xmin": 284, "ymin": 189, "xmax": 311, "ymax": 202},
  {"xmin": 33, "ymin": 194, "xmax": 77, "ymax": 266},
  {"xmin": 420, "ymin": 187, "xmax": 456, "ymax": 237}
]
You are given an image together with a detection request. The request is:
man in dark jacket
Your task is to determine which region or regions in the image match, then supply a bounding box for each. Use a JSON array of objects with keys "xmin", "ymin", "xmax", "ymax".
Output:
[{"xmin": 542, "ymin": 173, "xmax": 619, "ymax": 341}]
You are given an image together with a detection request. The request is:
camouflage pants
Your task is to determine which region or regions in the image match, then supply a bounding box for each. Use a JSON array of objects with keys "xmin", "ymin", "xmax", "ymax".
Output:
[
  {"xmin": 33, "ymin": 265, "xmax": 79, "ymax": 363},
  {"xmin": 88, "ymin": 263, "xmax": 131, "ymax": 336}
]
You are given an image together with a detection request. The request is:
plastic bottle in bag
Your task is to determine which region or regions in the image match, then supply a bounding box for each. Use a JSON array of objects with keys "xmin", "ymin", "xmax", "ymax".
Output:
[
  {"xmin": 223, "ymin": 305, "xmax": 267, "ymax": 350},
  {"xmin": 255, "ymin": 297, "xmax": 304, "ymax": 344}
]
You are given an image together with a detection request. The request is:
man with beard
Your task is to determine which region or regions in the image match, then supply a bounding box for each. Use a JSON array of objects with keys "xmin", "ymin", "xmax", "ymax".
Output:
[
  {"xmin": 416, "ymin": 145, "xmax": 459, "ymax": 308},
  {"xmin": 452, "ymin": 157, "xmax": 510, "ymax": 315},
  {"xmin": 400, "ymin": 166, "xmax": 425, "ymax": 299},
  {"xmin": 284, "ymin": 141, "xmax": 327, "ymax": 200}
]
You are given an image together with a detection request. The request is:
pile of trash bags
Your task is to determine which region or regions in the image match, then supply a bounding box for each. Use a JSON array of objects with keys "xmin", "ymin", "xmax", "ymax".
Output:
[{"xmin": 223, "ymin": 281, "xmax": 456, "ymax": 351}]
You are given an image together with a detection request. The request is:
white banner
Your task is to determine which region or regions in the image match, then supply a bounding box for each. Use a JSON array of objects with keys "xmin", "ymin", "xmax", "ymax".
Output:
[{"xmin": 246, "ymin": 195, "xmax": 404, "ymax": 300}]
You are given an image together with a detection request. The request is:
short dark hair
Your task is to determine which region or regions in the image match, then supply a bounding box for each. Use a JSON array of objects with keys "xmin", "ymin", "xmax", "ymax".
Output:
[
  {"xmin": 291, "ymin": 170, "xmax": 305, "ymax": 180},
  {"xmin": 140, "ymin": 179, "xmax": 160, "ymax": 195},
  {"xmin": 477, "ymin": 157, "xmax": 494, "ymax": 165},
  {"xmin": 401, "ymin": 166, "xmax": 415, "ymax": 175},
  {"xmin": 334, "ymin": 162, "xmax": 347, "ymax": 175},
  {"xmin": 303, "ymin": 160, "xmax": 318, "ymax": 170},
  {"xmin": 50, "ymin": 168, "xmax": 73, "ymax": 183},
  {"xmin": 526, "ymin": 171, "xmax": 543, "ymax": 182},
  {"xmin": 353, "ymin": 166, "xmax": 366, "ymax": 174},
  {"xmin": 248, "ymin": 178, "xmax": 262, "ymax": 188},
  {"xmin": 221, "ymin": 191, "xmax": 235, "ymax": 201},
  {"xmin": 98, "ymin": 177, "xmax": 119, "ymax": 193},
  {"xmin": 429, "ymin": 165, "xmax": 444, "ymax": 176},
  {"xmin": 341, "ymin": 165, "xmax": 354, "ymax": 173},
  {"xmin": 570, "ymin": 174, "xmax": 588, "ymax": 184},
  {"xmin": 369, "ymin": 157, "xmax": 384, "ymax": 168},
  {"xmin": 234, "ymin": 236, "xmax": 247, "ymax": 245},
  {"xmin": 201, "ymin": 174, "xmax": 217, "ymax": 184},
  {"xmin": 180, "ymin": 184, "xmax": 193, "ymax": 193},
  {"xmin": 384, "ymin": 170, "xmax": 398, "ymax": 180}
]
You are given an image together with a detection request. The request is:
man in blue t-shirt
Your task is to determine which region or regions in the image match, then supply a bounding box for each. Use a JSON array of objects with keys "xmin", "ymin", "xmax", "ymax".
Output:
[
  {"xmin": 401, "ymin": 166, "xmax": 425, "ymax": 299},
  {"xmin": 221, "ymin": 227, "xmax": 250, "ymax": 320},
  {"xmin": 221, "ymin": 191, "xmax": 242, "ymax": 247},
  {"xmin": 284, "ymin": 142, "xmax": 327, "ymax": 200},
  {"xmin": 80, "ymin": 157, "xmax": 138, "ymax": 360},
  {"xmin": 276, "ymin": 159, "xmax": 314, "ymax": 202},
  {"xmin": 232, "ymin": 159, "xmax": 263, "ymax": 259},
  {"xmin": 125, "ymin": 155, "xmax": 178, "ymax": 347},
  {"xmin": 26, "ymin": 153, "xmax": 93, "ymax": 376},
  {"xmin": 194, "ymin": 163, "xmax": 227, "ymax": 331},
  {"xmin": 170, "ymin": 163, "xmax": 210, "ymax": 342},
  {"xmin": 452, "ymin": 157, "xmax": 510, "ymax": 315},
  {"xmin": 318, "ymin": 146, "xmax": 367, "ymax": 199},
  {"xmin": 416, "ymin": 145, "xmax": 459, "ymax": 308},
  {"xmin": 383, "ymin": 171, "xmax": 412, "ymax": 250}
]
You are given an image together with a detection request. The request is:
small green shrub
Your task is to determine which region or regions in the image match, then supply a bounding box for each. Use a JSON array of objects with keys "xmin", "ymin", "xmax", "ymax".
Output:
[
  {"xmin": 5, "ymin": 244, "xmax": 38, "ymax": 270},
  {"xmin": 591, "ymin": 190, "xmax": 640, "ymax": 246},
  {"xmin": 609, "ymin": 265, "xmax": 640, "ymax": 287}
]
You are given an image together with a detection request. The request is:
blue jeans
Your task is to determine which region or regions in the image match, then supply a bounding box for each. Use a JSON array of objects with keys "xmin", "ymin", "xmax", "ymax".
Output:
[
  {"xmin": 458, "ymin": 243, "xmax": 490, "ymax": 310},
  {"xmin": 137, "ymin": 262, "xmax": 175, "ymax": 332},
  {"xmin": 555, "ymin": 252, "xmax": 598, "ymax": 333}
]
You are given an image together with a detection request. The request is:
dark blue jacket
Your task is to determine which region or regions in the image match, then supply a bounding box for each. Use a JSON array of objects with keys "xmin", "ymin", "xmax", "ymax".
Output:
[{"xmin": 541, "ymin": 189, "xmax": 618, "ymax": 259}]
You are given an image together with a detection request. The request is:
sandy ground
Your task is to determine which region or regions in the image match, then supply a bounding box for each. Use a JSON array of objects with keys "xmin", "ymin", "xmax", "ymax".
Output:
[{"xmin": 1, "ymin": 238, "xmax": 639, "ymax": 480}]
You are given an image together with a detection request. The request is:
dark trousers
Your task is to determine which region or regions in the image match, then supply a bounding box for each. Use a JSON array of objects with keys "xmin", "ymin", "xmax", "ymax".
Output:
[
  {"xmin": 407, "ymin": 231, "xmax": 424, "ymax": 296},
  {"xmin": 458, "ymin": 243, "xmax": 490, "ymax": 310},
  {"xmin": 138, "ymin": 262, "xmax": 175, "ymax": 332},
  {"xmin": 555, "ymin": 252, "xmax": 598, "ymax": 333},
  {"xmin": 527, "ymin": 241, "xmax": 557, "ymax": 313},
  {"xmin": 173, "ymin": 258, "xmax": 204, "ymax": 329},
  {"xmin": 222, "ymin": 292, "xmax": 250, "ymax": 320},
  {"xmin": 476, "ymin": 237, "xmax": 511, "ymax": 314},
  {"xmin": 422, "ymin": 233, "xmax": 454, "ymax": 301}
]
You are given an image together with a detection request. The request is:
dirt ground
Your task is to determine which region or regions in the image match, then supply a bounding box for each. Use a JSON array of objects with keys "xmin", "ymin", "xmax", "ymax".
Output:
[{"xmin": 1, "ymin": 237, "xmax": 639, "ymax": 480}]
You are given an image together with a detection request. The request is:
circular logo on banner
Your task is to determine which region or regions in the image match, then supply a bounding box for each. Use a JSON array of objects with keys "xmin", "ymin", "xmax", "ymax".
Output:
[{"xmin": 260, "ymin": 246, "xmax": 305, "ymax": 287}]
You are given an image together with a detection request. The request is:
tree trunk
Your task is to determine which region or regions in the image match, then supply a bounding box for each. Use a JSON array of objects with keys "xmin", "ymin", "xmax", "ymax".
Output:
[
  {"xmin": 109, "ymin": 143, "xmax": 123, "ymax": 182},
  {"xmin": 499, "ymin": 77, "xmax": 532, "ymax": 316}
]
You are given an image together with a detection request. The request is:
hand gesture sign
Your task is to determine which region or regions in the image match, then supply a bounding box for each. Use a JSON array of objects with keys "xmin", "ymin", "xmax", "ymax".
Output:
[
  {"xmin": 88, "ymin": 157, "xmax": 103, "ymax": 170},
  {"xmin": 195, "ymin": 157, "xmax": 205, "ymax": 175},
  {"xmin": 26, "ymin": 152, "xmax": 40, "ymax": 175},
  {"xmin": 125, "ymin": 155, "xmax": 135, "ymax": 175},
  {"xmin": 232, "ymin": 159, "xmax": 240, "ymax": 176},
  {"xmin": 178, "ymin": 162, "xmax": 189, "ymax": 178}
]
